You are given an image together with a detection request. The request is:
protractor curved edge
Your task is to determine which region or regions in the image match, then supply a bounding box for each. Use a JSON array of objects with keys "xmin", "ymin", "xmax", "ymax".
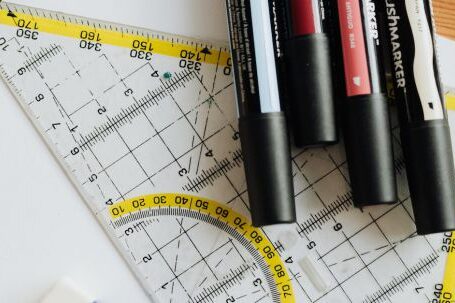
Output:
[{"xmin": 108, "ymin": 193, "xmax": 296, "ymax": 303}]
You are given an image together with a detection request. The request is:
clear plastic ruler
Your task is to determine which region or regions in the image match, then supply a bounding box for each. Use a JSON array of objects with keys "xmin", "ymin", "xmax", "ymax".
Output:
[{"xmin": 0, "ymin": 2, "xmax": 453, "ymax": 303}]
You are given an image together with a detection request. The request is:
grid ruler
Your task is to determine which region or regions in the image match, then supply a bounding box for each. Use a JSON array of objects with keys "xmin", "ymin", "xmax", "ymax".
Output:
[{"xmin": 0, "ymin": 2, "xmax": 454, "ymax": 302}]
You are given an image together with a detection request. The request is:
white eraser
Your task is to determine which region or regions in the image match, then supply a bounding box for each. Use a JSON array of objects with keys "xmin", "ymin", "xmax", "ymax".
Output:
[
  {"xmin": 298, "ymin": 256, "xmax": 329, "ymax": 293},
  {"xmin": 41, "ymin": 278, "xmax": 96, "ymax": 303}
]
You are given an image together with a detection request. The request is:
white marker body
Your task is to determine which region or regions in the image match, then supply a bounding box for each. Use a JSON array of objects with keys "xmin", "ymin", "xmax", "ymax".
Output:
[
  {"xmin": 406, "ymin": 0, "xmax": 444, "ymax": 120},
  {"xmin": 250, "ymin": 0, "xmax": 281, "ymax": 113}
]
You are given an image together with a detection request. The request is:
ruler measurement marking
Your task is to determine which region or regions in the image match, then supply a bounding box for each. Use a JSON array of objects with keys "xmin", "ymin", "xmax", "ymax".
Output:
[
  {"xmin": 317, "ymin": 198, "xmax": 411, "ymax": 261},
  {"xmin": 369, "ymin": 212, "xmax": 421, "ymax": 287},
  {"xmin": 296, "ymin": 192, "xmax": 353, "ymax": 236},
  {"xmin": 342, "ymin": 230, "xmax": 393, "ymax": 303},
  {"xmin": 112, "ymin": 196, "xmax": 294, "ymax": 302},
  {"xmin": 158, "ymin": 236, "xmax": 238, "ymax": 295},
  {"xmin": 158, "ymin": 70, "xmax": 252, "ymax": 214},
  {"xmin": 0, "ymin": 5, "xmax": 230, "ymax": 65},
  {"xmin": 363, "ymin": 252, "xmax": 440, "ymax": 303},
  {"xmin": 140, "ymin": 222, "xmax": 193, "ymax": 300},
  {"xmin": 187, "ymin": 71, "xmax": 250, "ymax": 214},
  {"xmin": 314, "ymin": 237, "xmax": 411, "ymax": 303},
  {"xmin": 442, "ymin": 233, "xmax": 455, "ymax": 298},
  {"xmin": 191, "ymin": 264, "xmax": 254, "ymax": 303},
  {"xmin": 192, "ymin": 72, "xmax": 237, "ymax": 134},
  {"xmin": 183, "ymin": 152, "xmax": 242, "ymax": 192},
  {"xmin": 44, "ymin": 82, "xmax": 74, "ymax": 124},
  {"xmin": 113, "ymin": 126, "xmax": 228, "ymax": 201},
  {"xmin": 78, "ymin": 82, "xmax": 171, "ymax": 149},
  {"xmin": 84, "ymin": 139, "xmax": 126, "ymax": 201}
]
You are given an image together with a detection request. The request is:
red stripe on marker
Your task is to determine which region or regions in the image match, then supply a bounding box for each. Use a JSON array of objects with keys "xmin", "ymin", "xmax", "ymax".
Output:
[
  {"xmin": 291, "ymin": 0, "xmax": 316, "ymax": 36},
  {"xmin": 338, "ymin": 0, "xmax": 371, "ymax": 96}
]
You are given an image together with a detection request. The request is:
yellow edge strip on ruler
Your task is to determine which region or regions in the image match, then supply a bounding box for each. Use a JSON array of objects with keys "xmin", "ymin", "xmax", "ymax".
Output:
[
  {"xmin": 2, "ymin": 5, "xmax": 455, "ymax": 111},
  {"xmin": 442, "ymin": 234, "xmax": 455, "ymax": 297},
  {"xmin": 446, "ymin": 94, "xmax": 455, "ymax": 111},
  {"xmin": 0, "ymin": 7, "xmax": 231, "ymax": 66},
  {"xmin": 110, "ymin": 193, "xmax": 295, "ymax": 303}
]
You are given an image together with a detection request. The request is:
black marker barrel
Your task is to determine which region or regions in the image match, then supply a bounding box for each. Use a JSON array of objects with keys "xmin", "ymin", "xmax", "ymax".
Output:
[
  {"xmin": 337, "ymin": 0, "xmax": 397, "ymax": 206},
  {"xmin": 283, "ymin": 0, "xmax": 338, "ymax": 147},
  {"xmin": 384, "ymin": 0, "xmax": 455, "ymax": 234},
  {"xmin": 225, "ymin": 0, "xmax": 296, "ymax": 226}
]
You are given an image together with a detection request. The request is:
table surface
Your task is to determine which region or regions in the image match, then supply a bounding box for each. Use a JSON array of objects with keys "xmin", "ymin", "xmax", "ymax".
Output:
[
  {"xmin": 0, "ymin": 1, "xmax": 453, "ymax": 303},
  {"xmin": 434, "ymin": 0, "xmax": 455, "ymax": 39}
]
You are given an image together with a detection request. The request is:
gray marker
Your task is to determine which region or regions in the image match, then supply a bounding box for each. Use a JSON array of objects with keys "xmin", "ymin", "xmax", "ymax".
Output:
[{"xmin": 225, "ymin": 0, "xmax": 296, "ymax": 227}]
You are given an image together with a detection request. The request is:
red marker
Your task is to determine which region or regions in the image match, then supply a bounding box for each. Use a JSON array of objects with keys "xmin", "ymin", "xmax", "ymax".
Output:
[
  {"xmin": 291, "ymin": 0, "xmax": 319, "ymax": 35},
  {"xmin": 337, "ymin": 0, "xmax": 397, "ymax": 206},
  {"xmin": 338, "ymin": 0, "xmax": 371, "ymax": 96},
  {"xmin": 283, "ymin": 0, "xmax": 338, "ymax": 147}
]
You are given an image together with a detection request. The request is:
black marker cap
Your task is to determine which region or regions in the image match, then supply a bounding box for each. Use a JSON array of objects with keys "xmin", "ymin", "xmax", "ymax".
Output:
[
  {"xmin": 239, "ymin": 112, "xmax": 296, "ymax": 227},
  {"xmin": 344, "ymin": 93, "xmax": 397, "ymax": 206},
  {"xmin": 402, "ymin": 121, "xmax": 455, "ymax": 235},
  {"xmin": 284, "ymin": 34, "xmax": 338, "ymax": 147}
]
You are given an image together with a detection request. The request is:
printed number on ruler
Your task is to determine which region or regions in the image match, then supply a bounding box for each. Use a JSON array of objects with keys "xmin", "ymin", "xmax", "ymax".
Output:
[{"xmin": 0, "ymin": 2, "xmax": 453, "ymax": 303}]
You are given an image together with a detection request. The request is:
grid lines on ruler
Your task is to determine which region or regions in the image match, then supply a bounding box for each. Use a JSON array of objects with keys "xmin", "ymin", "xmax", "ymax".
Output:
[{"xmin": 57, "ymin": 43, "xmax": 264, "ymax": 303}]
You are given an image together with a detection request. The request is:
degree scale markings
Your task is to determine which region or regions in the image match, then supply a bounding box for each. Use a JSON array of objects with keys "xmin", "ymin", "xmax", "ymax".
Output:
[
  {"xmin": 0, "ymin": 3, "xmax": 231, "ymax": 66},
  {"xmin": 111, "ymin": 193, "xmax": 295, "ymax": 303}
]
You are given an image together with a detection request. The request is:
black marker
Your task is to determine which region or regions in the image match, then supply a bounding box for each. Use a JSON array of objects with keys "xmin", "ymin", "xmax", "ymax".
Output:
[
  {"xmin": 283, "ymin": 0, "xmax": 338, "ymax": 147},
  {"xmin": 225, "ymin": 0, "xmax": 296, "ymax": 226},
  {"xmin": 384, "ymin": 0, "xmax": 455, "ymax": 234},
  {"xmin": 337, "ymin": 0, "xmax": 397, "ymax": 206}
]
